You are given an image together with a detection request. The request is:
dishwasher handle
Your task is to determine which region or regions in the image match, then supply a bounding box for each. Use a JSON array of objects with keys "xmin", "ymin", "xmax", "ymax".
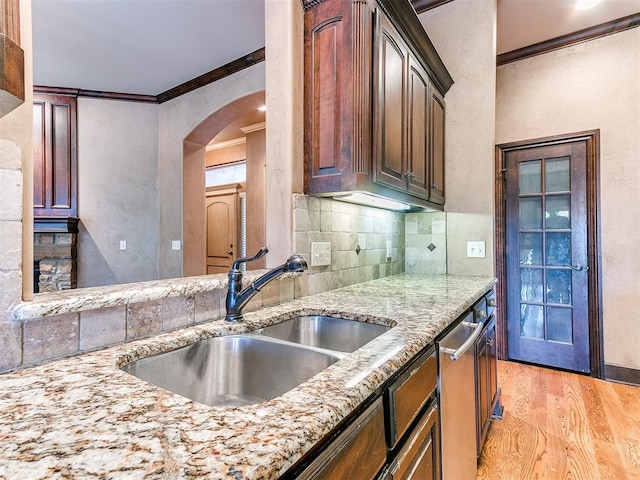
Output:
[{"xmin": 441, "ymin": 321, "xmax": 483, "ymax": 361}]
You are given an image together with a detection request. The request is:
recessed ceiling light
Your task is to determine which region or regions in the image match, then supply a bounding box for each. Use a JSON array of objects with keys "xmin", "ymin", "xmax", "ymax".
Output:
[
  {"xmin": 258, "ymin": 105, "xmax": 267, "ymax": 112},
  {"xmin": 576, "ymin": 0, "xmax": 604, "ymax": 9}
]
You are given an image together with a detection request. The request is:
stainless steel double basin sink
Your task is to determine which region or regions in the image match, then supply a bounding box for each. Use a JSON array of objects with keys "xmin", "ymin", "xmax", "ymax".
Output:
[{"xmin": 121, "ymin": 315, "xmax": 391, "ymax": 407}]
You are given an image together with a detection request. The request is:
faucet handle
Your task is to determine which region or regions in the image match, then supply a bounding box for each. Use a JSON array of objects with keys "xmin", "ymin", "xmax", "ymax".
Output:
[{"xmin": 231, "ymin": 247, "xmax": 268, "ymax": 270}]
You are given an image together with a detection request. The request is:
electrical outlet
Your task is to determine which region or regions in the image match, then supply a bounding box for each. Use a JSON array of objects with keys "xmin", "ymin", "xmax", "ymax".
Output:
[
  {"xmin": 171, "ymin": 240, "xmax": 181, "ymax": 251},
  {"xmin": 311, "ymin": 242, "xmax": 331, "ymax": 266},
  {"xmin": 466, "ymin": 241, "xmax": 486, "ymax": 258},
  {"xmin": 119, "ymin": 240, "xmax": 127, "ymax": 251},
  {"xmin": 386, "ymin": 240, "xmax": 393, "ymax": 259}
]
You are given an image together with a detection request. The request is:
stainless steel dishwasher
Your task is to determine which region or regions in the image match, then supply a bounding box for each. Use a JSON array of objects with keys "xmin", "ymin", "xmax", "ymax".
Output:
[{"xmin": 437, "ymin": 311, "xmax": 483, "ymax": 480}]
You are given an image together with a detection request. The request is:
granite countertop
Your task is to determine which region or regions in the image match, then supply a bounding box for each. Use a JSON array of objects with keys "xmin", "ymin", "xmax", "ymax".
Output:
[{"xmin": 0, "ymin": 274, "xmax": 495, "ymax": 480}]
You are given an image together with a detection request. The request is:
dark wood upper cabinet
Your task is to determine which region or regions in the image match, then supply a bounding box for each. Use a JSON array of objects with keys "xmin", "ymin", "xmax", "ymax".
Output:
[
  {"xmin": 303, "ymin": 0, "xmax": 452, "ymax": 209},
  {"xmin": 33, "ymin": 91, "xmax": 78, "ymax": 218},
  {"xmin": 374, "ymin": 12, "xmax": 408, "ymax": 194}
]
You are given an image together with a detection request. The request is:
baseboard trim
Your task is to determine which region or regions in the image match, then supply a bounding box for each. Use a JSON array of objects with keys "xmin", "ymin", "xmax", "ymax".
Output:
[{"xmin": 605, "ymin": 364, "xmax": 640, "ymax": 386}]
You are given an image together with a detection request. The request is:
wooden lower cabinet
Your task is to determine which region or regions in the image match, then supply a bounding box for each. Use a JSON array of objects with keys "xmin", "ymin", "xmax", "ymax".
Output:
[
  {"xmin": 287, "ymin": 345, "xmax": 441, "ymax": 480},
  {"xmin": 381, "ymin": 346, "xmax": 440, "ymax": 480},
  {"xmin": 381, "ymin": 402, "xmax": 440, "ymax": 480},
  {"xmin": 475, "ymin": 315, "xmax": 499, "ymax": 455},
  {"xmin": 297, "ymin": 397, "xmax": 387, "ymax": 480}
]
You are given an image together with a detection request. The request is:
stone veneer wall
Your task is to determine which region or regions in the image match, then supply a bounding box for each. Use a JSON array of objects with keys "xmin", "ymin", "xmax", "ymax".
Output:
[
  {"xmin": 13, "ymin": 276, "xmax": 297, "ymax": 371},
  {"xmin": 34, "ymin": 232, "xmax": 77, "ymax": 292}
]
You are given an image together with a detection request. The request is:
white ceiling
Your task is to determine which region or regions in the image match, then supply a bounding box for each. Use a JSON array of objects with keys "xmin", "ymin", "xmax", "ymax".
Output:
[
  {"xmin": 31, "ymin": 0, "xmax": 639, "ymax": 95},
  {"xmin": 32, "ymin": 0, "xmax": 265, "ymax": 95}
]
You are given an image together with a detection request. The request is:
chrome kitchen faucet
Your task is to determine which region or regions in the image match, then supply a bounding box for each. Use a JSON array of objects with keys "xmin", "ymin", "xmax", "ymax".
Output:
[{"xmin": 225, "ymin": 247, "xmax": 308, "ymax": 323}]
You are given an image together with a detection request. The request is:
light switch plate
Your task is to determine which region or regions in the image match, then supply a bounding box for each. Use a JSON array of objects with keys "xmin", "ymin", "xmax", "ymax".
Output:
[
  {"xmin": 171, "ymin": 240, "xmax": 181, "ymax": 251},
  {"xmin": 467, "ymin": 241, "xmax": 486, "ymax": 258},
  {"xmin": 386, "ymin": 240, "xmax": 393, "ymax": 259},
  {"xmin": 311, "ymin": 242, "xmax": 331, "ymax": 266},
  {"xmin": 119, "ymin": 240, "xmax": 127, "ymax": 251}
]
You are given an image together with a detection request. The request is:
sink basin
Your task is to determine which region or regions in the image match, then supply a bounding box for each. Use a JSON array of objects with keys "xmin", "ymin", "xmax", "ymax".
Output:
[
  {"xmin": 254, "ymin": 315, "xmax": 391, "ymax": 353},
  {"xmin": 121, "ymin": 335, "xmax": 340, "ymax": 407}
]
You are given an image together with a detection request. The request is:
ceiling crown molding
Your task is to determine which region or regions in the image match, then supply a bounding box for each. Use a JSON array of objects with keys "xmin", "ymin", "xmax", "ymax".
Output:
[
  {"xmin": 157, "ymin": 47, "xmax": 265, "ymax": 103},
  {"xmin": 240, "ymin": 121, "xmax": 266, "ymax": 134},
  {"xmin": 497, "ymin": 12, "xmax": 640, "ymax": 66},
  {"xmin": 206, "ymin": 137, "xmax": 246, "ymax": 152}
]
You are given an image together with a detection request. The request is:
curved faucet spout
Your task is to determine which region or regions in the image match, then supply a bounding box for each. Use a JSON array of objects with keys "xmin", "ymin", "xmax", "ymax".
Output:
[{"xmin": 225, "ymin": 250, "xmax": 308, "ymax": 323}]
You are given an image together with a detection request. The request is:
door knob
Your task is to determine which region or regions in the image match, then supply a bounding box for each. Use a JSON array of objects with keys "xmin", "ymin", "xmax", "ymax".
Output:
[{"xmin": 571, "ymin": 264, "xmax": 589, "ymax": 271}]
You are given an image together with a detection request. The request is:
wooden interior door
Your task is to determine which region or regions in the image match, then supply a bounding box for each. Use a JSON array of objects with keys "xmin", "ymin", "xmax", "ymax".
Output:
[
  {"xmin": 503, "ymin": 140, "xmax": 592, "ymax": 373},
  {"xmin": 206, "ymin": 192, "xmax": 238, "ymax": 274}
]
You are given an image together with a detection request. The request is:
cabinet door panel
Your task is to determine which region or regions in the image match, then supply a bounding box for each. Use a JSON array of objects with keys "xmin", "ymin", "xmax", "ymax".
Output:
[
  {"xmin": 407, "ymin": 57, "xmax": 430, "ymax": 200},
  {"xmin": 33, "ymin": 101, "xmax": 46, "ymax": 209},
  {"xmin": 374, "ymin": 13, "xmax": 407, "ymax": 192},
  {"xmin": 391, "ymin": 403, "xmax": 439, "ymax": 480},
  {"xmin": 429, "ymin": 88, "xmax": 445, "ymax": 205},
  {"xmin": 300, "ymin": 398, "xmax": 386, "ymax": 480},
  {"xmin": 33, "ymin": 93, "xmax": 77, "ymax": 217},
  {"xmin": 476, "ymin": 327, "xmax": 489, "ymax": 453},
  {"xmin": 311, "ymin": 18, "xmax": 343, "ymax": 177},
  {"xmin": 51, "ymin": 102, "xmax": 73, "ymax": 209}
]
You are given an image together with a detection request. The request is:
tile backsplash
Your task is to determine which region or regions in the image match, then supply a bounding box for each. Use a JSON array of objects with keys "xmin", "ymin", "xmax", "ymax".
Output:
[
  {"xmin": 292, "ymin": 194, "xmax": 405, "ymax": 297},
  {"xmin": 405, "ymin": 211, "xmax": 447, "ymax": 274}
]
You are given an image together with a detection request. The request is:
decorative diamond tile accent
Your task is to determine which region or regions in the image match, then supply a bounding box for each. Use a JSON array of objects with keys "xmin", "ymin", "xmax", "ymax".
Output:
[
  {"xmin": 355, "ymin": 244, "xmax": 361, "ymax": 255},
  {"xmin": 427, "ymin": 243, "xmax": 436, "ymax": 251}
]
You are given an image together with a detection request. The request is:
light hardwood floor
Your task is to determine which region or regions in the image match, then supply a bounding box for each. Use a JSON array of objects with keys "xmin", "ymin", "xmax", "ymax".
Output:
[{"xmin": 477, "ymin": 361, "xmax": 640, "ymax": 480}]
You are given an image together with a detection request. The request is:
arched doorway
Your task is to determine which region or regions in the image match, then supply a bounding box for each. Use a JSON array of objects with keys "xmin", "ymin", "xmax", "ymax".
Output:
[{"xmin": 182, "ymin": 91, "xmax": 266, "ymax": 276}]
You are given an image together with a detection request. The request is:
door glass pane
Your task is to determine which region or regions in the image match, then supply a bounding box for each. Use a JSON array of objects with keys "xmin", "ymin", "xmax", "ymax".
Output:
[
  {"xmin": 546, "ymin": 232, "xmax": 571, "ymax": 266},
  {"xmin": 545, "ymin": 157, "xmax": 570, "ymax": 192},
  {"xmin": 521, "ymin": 304, "xmax": 544, "ymax": 339},
  {"xmin": 547, "ymin": 307, "xmax": 572, "ymax": 343},
  {"xmin": 519, "ymin": 233, "xmax": 543, "ymax": 265},
  {"xmin": 546, "ymin": 269, "xmax": 571, "ymax": 304},
  {"xmin": 520, "ymin": 268, "xmax": 543, "ymax": 302},
  {"xmin": 520, "ymin": 160, "xmax": 541, "ymax": 194},
  {"xmin": 520, "ymin": 197, "xmax": 542, "ymax": 229},
  {"xmin": 546, "ymin": 195, "xmax": 571, "ymax": 229}
]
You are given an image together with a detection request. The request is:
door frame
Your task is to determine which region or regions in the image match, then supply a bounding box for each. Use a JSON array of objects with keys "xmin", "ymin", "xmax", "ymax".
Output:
[
  {"xmin": 494, "ymin": 130, "xmax": 604, "ymax": 378},
  {"xmin": 205, "ymin": 183, "xmax": 244, "ymax": 273}
]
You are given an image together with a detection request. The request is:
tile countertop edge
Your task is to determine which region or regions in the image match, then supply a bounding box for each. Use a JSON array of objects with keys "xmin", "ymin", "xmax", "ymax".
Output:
[{"xmin": 0, "ymin": 274, "xmax": 497, "ymax": 480}]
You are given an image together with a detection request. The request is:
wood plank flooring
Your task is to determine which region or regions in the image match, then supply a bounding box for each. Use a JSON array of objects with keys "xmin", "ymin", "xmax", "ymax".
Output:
[{"xmin": 477, "ymin": 361, "xmax": 640, "ymax": 480}]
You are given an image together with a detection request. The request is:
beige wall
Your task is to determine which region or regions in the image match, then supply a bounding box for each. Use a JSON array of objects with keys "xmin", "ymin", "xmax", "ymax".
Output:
[
  {"xmin": 245, "ymin": 128, "xmax": 267, "ymax": 268},
  {"xmin": 418, "ymin": 0, "xmax": 497, "ymax": 276},
  {"xmin": 496, "ymin": 29, "xmax": 640, "ymax": 370},
  {"xmin": 77, "ymin": 98, "xmax": 160, "ymax": 287},
  {"xmin": 264, "ymin": 0, "xmax": 304, "ymax": 268},
  {"xmin": 158, "ymin": 63, "xmax": 266, "ymax": 279}
]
